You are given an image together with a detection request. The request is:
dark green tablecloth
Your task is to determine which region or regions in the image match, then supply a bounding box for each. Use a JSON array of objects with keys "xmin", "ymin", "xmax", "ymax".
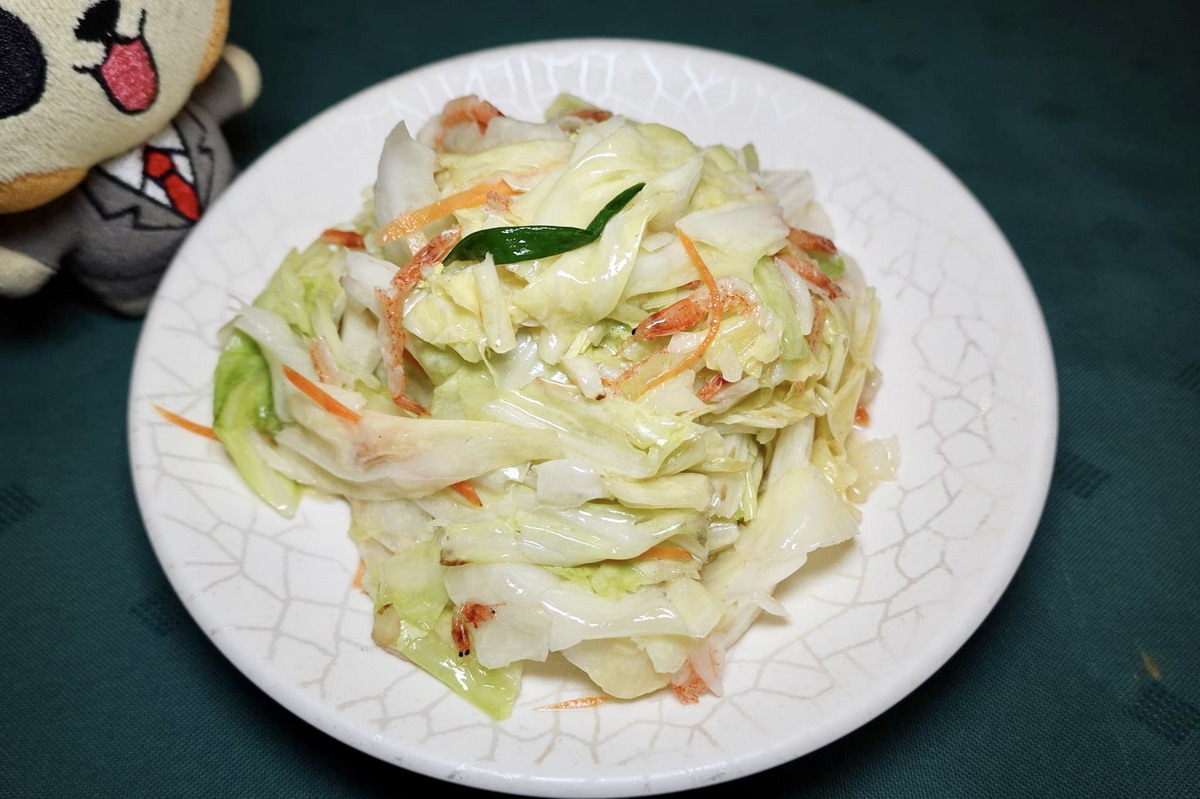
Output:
[{"xmin": 3, "ymin": 1, "xmax": 1198, "ymax": 795}]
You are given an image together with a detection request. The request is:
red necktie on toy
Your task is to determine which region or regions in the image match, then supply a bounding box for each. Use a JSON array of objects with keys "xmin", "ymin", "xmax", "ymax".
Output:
[{"xmin": 143, "ymin": 146, "xmax": 200, "ymax": 221}]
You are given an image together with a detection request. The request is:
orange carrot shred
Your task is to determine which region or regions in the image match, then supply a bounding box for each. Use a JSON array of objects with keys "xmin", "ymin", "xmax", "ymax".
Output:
[
  {"xmin": 535, "ymin": 696, "xmax": 609, "ymax": 711},
  {"xmin": 375, "ymin": 181, "xmax": 518, "ymax": 244},
  {"xmin": 451, "ymin": 480, "xmax": 483, "ymax": 507},
  {"xmin": 282, "ymin": 366, "xmax": 361, "ymax": 422},
  {"xmin": 633, "ymin": 230, "xmax": 722, "ymax": 397},
  {"xmin": 351, "ymin": 559, "xmax": 366, "ymax": 589},
  {"xmin": 320, "ymin": 228, "xmax": 365, "ymax": 249},
  {"xmin": 153, "ymin": 404, "xmax": 218, "ymax": 440}
]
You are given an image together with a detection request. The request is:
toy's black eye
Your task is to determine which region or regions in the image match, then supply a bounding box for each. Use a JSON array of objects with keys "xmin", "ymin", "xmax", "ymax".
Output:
[
  {"xmin": 0, "ymin": 8, "xmax": 46, "ymax": 119},
  {"xmin": 75, "ymin": 0, "xmax": 121, "ymax": 43}
]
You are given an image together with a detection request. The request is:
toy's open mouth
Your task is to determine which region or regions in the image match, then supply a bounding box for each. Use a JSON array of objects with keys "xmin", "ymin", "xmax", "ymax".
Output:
[
  {"xmin": 95, "ymin": 35, "xmax": 157, "ymax": 113},
  {"xmin": 74, "ymin": 1, "xmax": 158, "ymax": 115}
]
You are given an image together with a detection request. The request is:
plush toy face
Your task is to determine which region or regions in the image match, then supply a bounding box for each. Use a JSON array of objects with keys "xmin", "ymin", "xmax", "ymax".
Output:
[{"xmin": 0, "ymin": 0, "xmax": 229, "ymax": 213}]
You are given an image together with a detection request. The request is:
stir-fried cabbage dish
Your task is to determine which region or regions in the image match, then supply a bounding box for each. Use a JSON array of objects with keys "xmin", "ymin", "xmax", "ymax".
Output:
[{"xmin": 210, "ymin": 94, "xmax": 897, "ymax": 719}]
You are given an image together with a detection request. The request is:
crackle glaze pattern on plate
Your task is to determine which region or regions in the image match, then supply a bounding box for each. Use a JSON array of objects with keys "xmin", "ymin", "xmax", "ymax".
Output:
[{"xmin": 128, "ymin": 40, "xmax": 1057, "ymax": 797}]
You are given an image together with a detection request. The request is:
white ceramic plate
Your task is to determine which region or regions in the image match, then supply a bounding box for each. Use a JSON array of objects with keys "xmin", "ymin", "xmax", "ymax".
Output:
[{"xmin": 128, "ymin": 39, "xmax": 1056, "ymax": 797}]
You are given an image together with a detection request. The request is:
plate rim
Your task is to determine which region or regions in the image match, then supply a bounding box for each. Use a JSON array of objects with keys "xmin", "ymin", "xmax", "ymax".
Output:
[{"xmin": 128, "ymin": 37, "xmax": 1059, "ymax": 796}]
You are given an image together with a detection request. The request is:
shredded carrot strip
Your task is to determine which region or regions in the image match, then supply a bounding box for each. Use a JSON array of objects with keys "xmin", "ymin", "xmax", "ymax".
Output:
[
  {"xmin": 637, "ymin": 546, "xmax": 694, "ymax": 561},
  {"xmin": 351, "ymin": 559, "xmax": 366, "ymax": 589},
  {"xmin": 634, "ymin": 230, "xmax": 722, "ymax": 397},
  {"xmin": 282, "ymin": 366, "xmax": 361, "ymax": 422},
  {"xmin": 535, "ymin": 696, "xmax": 609, "ymax": 711},
  {"xmin": 375, "ymin": 181, "xmax": 517, "ymax": 244},
  {"xmin": 320, "ymin": 228, "xmax": 365, "ymax": 249},
  {"xmin": 451, "ymin": 480, "xmax": 482, "ymax": 507},
  {"xmin": 153, "ymin": 404, "xmax": 218, "ymax": 440}
]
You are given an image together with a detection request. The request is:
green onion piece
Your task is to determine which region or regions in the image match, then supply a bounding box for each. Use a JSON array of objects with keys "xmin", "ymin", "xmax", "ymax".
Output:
[
  {"xmin": 444, "ymin": 225, "xmax": 596, "ymax": 266},
  {"xmin": 585, "ymin": 182, "xmax": 646, "ymax": 237},
  {"xmin": 443, "ymin": 183, "xmax": 645, "ymax": 266}
]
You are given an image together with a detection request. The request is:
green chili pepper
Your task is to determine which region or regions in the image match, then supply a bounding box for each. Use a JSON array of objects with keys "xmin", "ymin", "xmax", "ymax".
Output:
[{"xmin": 444, "ymin": 183, "xmax": 645, "ymax": 266}]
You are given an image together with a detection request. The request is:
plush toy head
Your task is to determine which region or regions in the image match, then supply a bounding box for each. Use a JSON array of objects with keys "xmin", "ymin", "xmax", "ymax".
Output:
[{"xmin": 0, "ymin": 0, "xmax": 230, "ymax": 214}]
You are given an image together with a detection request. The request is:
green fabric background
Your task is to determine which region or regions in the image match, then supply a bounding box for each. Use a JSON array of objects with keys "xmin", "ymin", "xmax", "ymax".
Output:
[{"xmin": 2, "ymin": 0, "xmax": 1198, "ymax": 795}]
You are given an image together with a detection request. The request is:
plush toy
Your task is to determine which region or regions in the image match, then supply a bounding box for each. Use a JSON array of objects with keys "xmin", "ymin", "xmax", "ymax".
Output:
[{"xmin": 0, "ymin": 0, "xmax": 259, "ymax": 314}]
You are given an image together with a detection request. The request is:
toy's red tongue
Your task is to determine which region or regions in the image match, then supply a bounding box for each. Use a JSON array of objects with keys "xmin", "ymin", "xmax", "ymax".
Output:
[{"xmin": 99, "ymin": 37, "xmax": 157, "ymax": 113}]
